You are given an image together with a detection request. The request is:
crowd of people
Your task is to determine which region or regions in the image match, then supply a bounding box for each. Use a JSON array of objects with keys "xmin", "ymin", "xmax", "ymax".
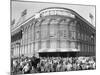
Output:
[{"xmin": 11, "ymin": 55, "xmax": 96, "ymax": 75}]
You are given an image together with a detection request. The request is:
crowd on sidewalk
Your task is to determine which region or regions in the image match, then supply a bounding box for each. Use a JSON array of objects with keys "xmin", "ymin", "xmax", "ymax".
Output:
[{"xmin": 11, "ymin": 55, "xmax": 96, "ymax": 74}]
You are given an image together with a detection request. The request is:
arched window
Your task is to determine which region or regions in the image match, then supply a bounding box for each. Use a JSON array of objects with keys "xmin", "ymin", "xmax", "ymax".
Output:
[
  {"xmin": 59, "ymin": 19, "xmax": 69, "ymax": 39},
  {"xmin": 49, "ymin": 19, "xmax": 58, "ymax": 38},
  {"xmin": 70, "ymin": 21, "xmax": 76, "ymax": 31},
  {"xmin": 70, "ymin": 31, "xmax": 76, "ymax": 40},
  {"xmin": 24, "ymin": 27, "xmax": 28, "ymax": 44},
  {"xmin": 41, "ymin": 19, "xmax": 49, "ymax": 39},
  {"xmin": 27, "ymin": 26, "xmax": 31, "ymax": 43},
  {"xmin": 35, "ymin": 21, "xmax": 40, "ymax": 40}
]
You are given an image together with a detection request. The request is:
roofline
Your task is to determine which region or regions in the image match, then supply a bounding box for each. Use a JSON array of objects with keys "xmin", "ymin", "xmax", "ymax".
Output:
[
  {"xmin": 11, "ymin": 14, "xmax": 35, "ymax": 32},
  {"xmin": 11, "ymin": 7, "xmax": 95, "ymax": 32},
  {"xmin": 38, "ymin": 7, "xmax": 95, "ymax": 30}
]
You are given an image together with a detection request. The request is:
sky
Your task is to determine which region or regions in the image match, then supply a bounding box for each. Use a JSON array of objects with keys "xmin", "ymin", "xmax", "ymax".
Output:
[{"xmin": 11, "ymin": 1, "xmax": 96, "ymax": 27}]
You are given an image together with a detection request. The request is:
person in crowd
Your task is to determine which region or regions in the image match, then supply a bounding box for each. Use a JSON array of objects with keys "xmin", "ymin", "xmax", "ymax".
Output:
[
  {"xmin": 30, "ymin": 54, "xmax": 40, "ymax": 71},
  {"xmin": 22, "ymin": 61, "xmax": 32, "ymax": 74},
  {"xmin": 12, "ymin": 59, "xmax": 19, "ymax": 73}
]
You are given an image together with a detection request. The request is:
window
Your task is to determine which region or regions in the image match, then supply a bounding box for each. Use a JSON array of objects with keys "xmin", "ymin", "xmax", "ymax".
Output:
[
  {"xmin": 59, "ymin": 21, "xmax": 68, "ymax": 39},
  {"xmin": 49, "ymin": 10, "xmax": 55, "ymax": 15},
  {"xmin": 31, "ymin": 43, "xmax": 34, "ymax": 54},
  {"xmin": 17, "ymin": 46, "xmax": 19, "ymax": 56},
  {"xmin": 41, "ymin": 18, "xmax": 50, "ymax": 25},
  {"xmin": 50, "ymin": 41, "xmax": 57, "ymax": 48},
  {"xmin": 31, "ymin": 25, "xmax": 34, "ymax": 41},
  {"xmin": 84, "ymin": 34, "xmax": 86, "ymax": 41},
  {"xmin": 35, "ymin": 30, "xmax": 40, "ymax": 40},
  {"xmin": 43, "ymin": 11, "xmax": 50, "ymax": 16},
  {"xmin": 14, "ymin": 47, "xmax": 16, "ymax": 56},
  {"xmin": 70, "ymin": 22, "xmax": 76, "ymax": 31},
  {"xmin": 70, "ymin": 26, "xmax": 76, "ymax": 31},
  {"xmin": 20, "ymin": 46, "xmax": 22, "ymax": 56},
  {"xmin": 70, "ymin": 42, "xmax": 76, "ymax": 49},
  {"xmin": 26, "ymin": 45, "xmax": 28, "ymax": 55},
  {"xmin": 24, "ymin": 45, "xmax": 27, "ymax": 54},
  {"xmin": 41, "ymin": 25, "xmax": 48, "ymax": 39},
  {"xmin": 41, "ymin": 41, "xmax": 47, "ymax": 49},
  {"xmin": 50, "ymin": 24, "xmax": 55, "ymax": 37},
  {"xmin": 47, "ymin": 40, "xmax": 50, "ymax": 48},
  {"xmin": 77, "ymin": 32, "xmax": 80, "ymax": 40},
  {"xmin": 81, "ymin": 33, "xmax": 84, "ymax": 40},
  {"xmin": 63, "ymin": 30, "xmax": 67, "ymax": 38},
  {"xmin": 77, "ymin": 43, "xmax": 80, "ymax": 50},
  {"xmin": 22, "ymin": 46, "xmax": 24, "ymax": 55},
  {"xmin": 35, "ymin": 42, "xmax": 39, "ymax": 51},
  {"xmin": 34, "ymin": 22, "xmax": 40, "ymax": 40},
  {"xmin": 49, "ymin": 19, "xmax": 57, "ymax": 38},
  {"xmin": 23, "ymin": 31, "xmax": 26, "ymax": 44},
  {"xmin": 70, "ymin": 31, "xmax": 76, "ymax": 40},
  {"xmin": 60, "ymin": 41, "xmax": 66, "ymax": 48},
  {"xmin": 27, "ymin": 44, "xmax": 30, "ymax": 54}
]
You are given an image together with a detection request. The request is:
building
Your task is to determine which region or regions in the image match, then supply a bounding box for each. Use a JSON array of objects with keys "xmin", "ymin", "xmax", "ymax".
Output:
[{"xmin": 11, "ymin": 7, "xmax": 96, "ymax": 58}]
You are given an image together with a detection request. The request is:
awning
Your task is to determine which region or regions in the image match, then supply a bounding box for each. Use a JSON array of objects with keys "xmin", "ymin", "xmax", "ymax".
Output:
[{"xmin": 38, "ymin": 48, "xmax": 80, "ymax": 53}]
